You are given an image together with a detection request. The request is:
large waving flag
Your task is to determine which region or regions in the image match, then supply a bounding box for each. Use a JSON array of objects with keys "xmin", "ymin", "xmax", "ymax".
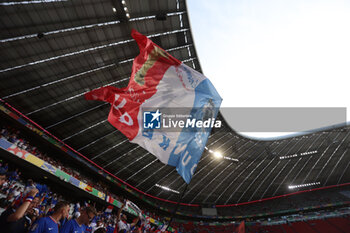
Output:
[{"xmin": 85, "ymin": 29, "xmax": 222, "ymax": 183}]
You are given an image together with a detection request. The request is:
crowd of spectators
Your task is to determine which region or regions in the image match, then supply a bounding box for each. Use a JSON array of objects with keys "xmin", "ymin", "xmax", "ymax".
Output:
[
  {"xmin": 0, "ymin": 161, "xmax": 177, "ymax": 233},
  {"xmin": 1, "ymin": 125, "xmax": 176, "ymax": 221},
  {"xmin": 0, "ymin": 125, "xmax": 122, "ymax": 205},
  {"xmin": 0, "ymin": 125, "xmax": 172, "ymax": 228}
]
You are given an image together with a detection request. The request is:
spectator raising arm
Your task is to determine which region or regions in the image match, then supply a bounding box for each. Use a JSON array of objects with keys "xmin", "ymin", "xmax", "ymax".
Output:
[{"xmin": 7, "ymin": 188, "xmax": 39, "ymax": 222}]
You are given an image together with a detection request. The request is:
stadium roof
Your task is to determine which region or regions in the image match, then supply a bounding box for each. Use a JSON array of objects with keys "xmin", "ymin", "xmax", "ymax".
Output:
[{"xmin": 1, "ymin": 0, "xmax": 349, "ymax": 209}]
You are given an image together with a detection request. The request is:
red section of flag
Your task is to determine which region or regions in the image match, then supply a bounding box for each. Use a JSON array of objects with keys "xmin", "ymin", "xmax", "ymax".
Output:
[
  {"xmin": 105, "ymin": 205, "xmax": 114, "ymax": 213},
  {"xmin": 85, "ymin": 185, "xmax": 93, "ymax": 192},
  {"xmin": 9, "ymin": 112, "xmax": 20, "ymax": 120},
  {"xmin": 108, "ymin": 196, "xmax": 114, "ymax": 204},
  {"xmin": 236, "ymin": 221, "xmax": 245, "ymax": 233},
  {"xmin": 85, "ymin": 29, "xmax": 181, "ymax": 140},
  {"xmin": 7, "ymin": 145, "xmax": 28, "ymax": 159}
]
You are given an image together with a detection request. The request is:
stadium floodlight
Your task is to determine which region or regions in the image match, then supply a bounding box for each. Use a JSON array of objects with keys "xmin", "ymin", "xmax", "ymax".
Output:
[
  {"xmin": 214, "ymin": 151, "xmax": 223, "ymax": 159},
  {"xmin": 223, "ymin": 156, "xmax": 239, "ymax": 162},
  {"xmin": 112, "ymin": 7, "xmax": 116, "ymax": 12},
  {"xmin": 121, "ymin": 0, "xmax": 126, "ymax": 4},
  {"xmin": 155, "ymin": 184, "xmax": 179, "ymax": 194},
  {"xmin": 205, "ymin": 146, "xmax": 238, "ymax": 161},
  {"xmin": 124, "ymin": 7, "xmax": 128, "ymax": 11},
  {"xmin": 288, "ymin": 182, "xmax": 320, "ymax": 189},
  {"xmin": 205, "ymin": 147, "xmax": 238, "ymax": 161},
  {"xmin": 280, "ymin": 150, "xmax": 318, "ymax": 160},
  {"xmin": 126, "ymin": 13, "xmax": 130, "ymax": 18},
  {"xmin": 300, "ymin": 150, "xmax": 318, "ymax": 156}
]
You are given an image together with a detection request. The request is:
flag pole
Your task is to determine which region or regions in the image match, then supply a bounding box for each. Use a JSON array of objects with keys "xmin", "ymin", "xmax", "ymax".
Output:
[{"xmin": 166, "ymin": 183, "xmax": 189, "ymax": 232}]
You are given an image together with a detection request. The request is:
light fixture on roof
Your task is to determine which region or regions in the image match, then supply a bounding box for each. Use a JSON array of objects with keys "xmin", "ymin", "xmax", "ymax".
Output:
[
  {"xmin": 121, "ymin": 0, "xmax": 126, "ymax": 4},
  {"xmin": 288, "ymin": 182, "xmax": 320, "ymax": 189},
  {"xmin": 280, "ymin": 150, "xmax": 318, "ymax": 160},
  {"xmin": 124, "ymin": 7, "xmax": 128, "ymax": 11},
  {"xmin": 213, "ymin": 151, "xmax": 223, "ymax": 159},
  {"xmin": 155, "ymin": 184, "xmax": 179, "ymax": 194},
  {"xmin": 126, "ymin": 13, "xmax": 130, "ymax": 18},
  {"xmin": 224, "ymin": 157, "xmax": 239, "ymax": 162},
  {"xmin": 205, "ymin": 147, "xmax": 239, "ymax": 162},
  {"xmin": 112, "ymin": 7, "xmax": 116, "ymax": 13}
]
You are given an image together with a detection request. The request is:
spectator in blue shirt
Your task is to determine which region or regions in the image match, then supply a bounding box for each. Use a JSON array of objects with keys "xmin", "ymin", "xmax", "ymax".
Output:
[
  {"xmin": 8, "ymin": 169, "xmax": 19, "ymax": 183},
  {"xmin": 60, "ymin": 206, "xmax": 96, "ymax": 233},
  {"xmin": 29, "ymin": 201, "xmax": 70, "ymax": 233}
]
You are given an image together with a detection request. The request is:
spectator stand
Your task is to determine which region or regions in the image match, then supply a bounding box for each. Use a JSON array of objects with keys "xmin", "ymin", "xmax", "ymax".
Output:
[{"xmin": 0, "ymin": 136, "xmax": 178, "ymax": 232}]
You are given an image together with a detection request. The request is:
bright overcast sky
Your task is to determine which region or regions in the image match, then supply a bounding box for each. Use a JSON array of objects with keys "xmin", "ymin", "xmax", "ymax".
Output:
[{"xmin": 187, "ymin": 0, "xmax": 350, "ymax": 139}]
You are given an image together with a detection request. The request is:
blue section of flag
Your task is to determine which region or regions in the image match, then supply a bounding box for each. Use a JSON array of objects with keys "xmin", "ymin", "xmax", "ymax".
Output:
[
  {"xmin": 40, "ymin": 162, "xmax": 57, "ymax": 174},
  {"xmin": 169, "ymin": 79, "xmax": 222, "ymax": 183},
  {"xmin": 0, "ymin": 138, "xmax": 12, "ymax": 150},
  {"xmin": 69, "ymin": 176, "xmax": 80, "ymax": 186},
  {"xmin": 35, "ymin": 183, "xmax": 49, "ymax": 195},
  {"xmin": 18, "ymin": 118, "xmax": 27, "ymax": 126}
]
